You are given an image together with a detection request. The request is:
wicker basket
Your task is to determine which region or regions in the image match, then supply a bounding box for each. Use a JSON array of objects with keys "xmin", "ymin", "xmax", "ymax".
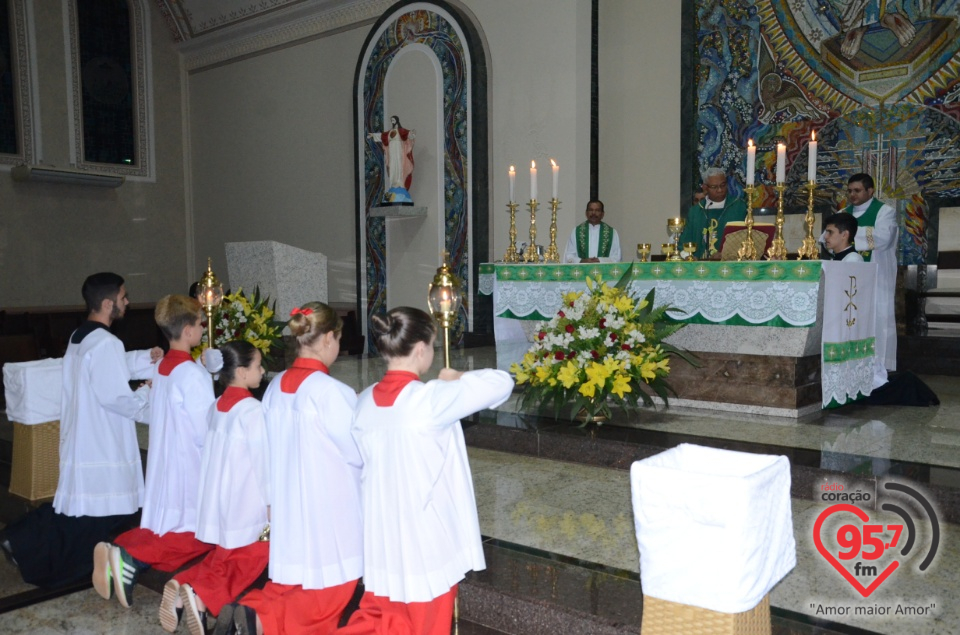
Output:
[
  {"xmin": 641, "ymin": 594, "xmax": 771, "ymax": 635},
  {"xmin": 9, "ymin": 420, "xmax": 60, "ymax": 502}
]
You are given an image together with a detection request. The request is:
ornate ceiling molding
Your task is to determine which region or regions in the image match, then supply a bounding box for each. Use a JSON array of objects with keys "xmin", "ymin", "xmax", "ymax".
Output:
[{"xmin": 173, "ymin": 0, "xmax": 393, "ymax": 71}]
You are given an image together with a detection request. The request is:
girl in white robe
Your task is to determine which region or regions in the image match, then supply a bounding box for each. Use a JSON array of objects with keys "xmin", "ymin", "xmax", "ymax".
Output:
[
  {"xmin": 340, "ymin": 307, "xmax": 514, "ymax": 635},
  {"xmin": 225, "ymin": 302, "xmax": 363, "ymax": 635},
  {"xmin": 160, "ymin": 340, "xmax": 270, "ymax": 635}
]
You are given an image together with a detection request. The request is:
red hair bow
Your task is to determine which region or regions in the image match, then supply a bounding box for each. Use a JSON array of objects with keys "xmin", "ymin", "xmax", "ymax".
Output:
[{"xmin": 290, "ymin": 307, "xmax": 314, "ymax": 317}]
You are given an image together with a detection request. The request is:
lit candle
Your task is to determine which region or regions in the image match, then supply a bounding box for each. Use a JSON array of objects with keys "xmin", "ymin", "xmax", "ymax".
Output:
[
  {"xmin": 746, "ymin": 140, "xmax": 755, "ymax": 186},
  {"xmin": 550, "ymin": 159, "xmax": 559, "ymax": 200},
  {"xmin": 508, "ymin": 165, "xmax": 516, "ymax": 203},
  {"xmin": 808, "ymin": 131, "xmax": 817, "ymax": 183},
  {"xmin": 530, "ymin": 160, "xmax": 538, "ymax": 201},
  {"xmin": 776, "ymin": 143, "xmax": 786, "ymax": 184}
]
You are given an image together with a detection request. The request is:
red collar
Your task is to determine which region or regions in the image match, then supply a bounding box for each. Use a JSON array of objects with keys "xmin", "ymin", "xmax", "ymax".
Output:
[
  {"xmin": 280, "ymin": 357, "xmax": 330, "ymax": 393},
  {"xmin": 158, "ymin": 350, "xmax": 194, "ymax": 376},
  {"xmin": 217, "ymin": 386, "xmax": 254, "ymax": 412},
  {"xmin": 372, "ymin": 370, "xmax": 420, "ymax": 407}
]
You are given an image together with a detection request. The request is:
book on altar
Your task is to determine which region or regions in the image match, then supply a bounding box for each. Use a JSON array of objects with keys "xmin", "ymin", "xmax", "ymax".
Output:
[{"xmin": 719, "ymin": 222, "xmax": 776, "ymax": 261}]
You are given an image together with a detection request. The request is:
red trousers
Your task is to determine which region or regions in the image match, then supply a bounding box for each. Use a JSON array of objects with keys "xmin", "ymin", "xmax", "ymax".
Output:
[
  {"xmin": 337, "ymin": 585, "xmax": 457, "ymax": 635},
  {"xmin": 241, "ymin": 578, "xmax": 359, "ymax": 635},
  {"xmin": 114, "ymin": 528, "xmax": 214, "ymax": 572},
  {"xmin": 174, "ymin": 542, "xmax": 269, "ymax": 616}
]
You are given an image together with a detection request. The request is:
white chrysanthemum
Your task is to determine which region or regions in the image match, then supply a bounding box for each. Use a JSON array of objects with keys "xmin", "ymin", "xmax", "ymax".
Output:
[
  {"xmin": 578, "ymin": 326, "xmax": 601, "ymax": 340},
  {"xmin": 604, "ymin": 314, "xmax": 626, "ymax": 330}
]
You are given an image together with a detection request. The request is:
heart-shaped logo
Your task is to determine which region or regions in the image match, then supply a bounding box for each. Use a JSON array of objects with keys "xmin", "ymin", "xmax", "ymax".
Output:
[{"xmin": 813, "ymin": 503, "xmax": 899, "ymax": 597}]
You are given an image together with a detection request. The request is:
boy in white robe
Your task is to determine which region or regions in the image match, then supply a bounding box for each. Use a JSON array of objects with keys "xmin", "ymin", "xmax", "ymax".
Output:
[
  {"xmin": 822, "ymin": 212, "xmax": 864, "ymax": 262},
  {"xmin": 94, "ymin": 295, "xmax": 217, "ymax": 608},
  {"xmin": 2, "ymin": 273, "xmax": 159, "ymax": 588}
]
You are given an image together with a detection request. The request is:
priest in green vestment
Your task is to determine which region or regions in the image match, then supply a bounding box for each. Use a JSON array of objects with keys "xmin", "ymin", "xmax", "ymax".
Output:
[
  {"xmin": 563, "ymin": 200, "xmax": 622, "ymax": 263},
  {"xmin": 680, "ymin": 168, "xmax": 748, "ymax": 259}
]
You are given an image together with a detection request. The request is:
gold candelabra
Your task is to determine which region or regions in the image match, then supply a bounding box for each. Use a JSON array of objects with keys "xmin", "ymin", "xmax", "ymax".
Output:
[
  {"xmin": 766, "ymin": 183, "xmax": 788, "ymax": 260},
  {"xmin": 523, "ymin": 199, "xmax": 540, "ymax": 262},
  {"xmin": 197, "ymin": 258, "xmax": 224, "ymax": 349},
  {"xmin": 503, "ymin": 202, "xmax": 520, "ymax": 262},
  {"xmin": 427, "ymin": 251, "xmax": 462, "ymax": 369},
  {"xmin": 737, "ymin": 184, "xmax": 759, "ymax": 261},
  {"xmin": 797, "ymin": 181, "xmax": 819, "ymax": 260},
  {"xmin": 543, "ymin": 198, "xmax": 561, "ymax": 262}
]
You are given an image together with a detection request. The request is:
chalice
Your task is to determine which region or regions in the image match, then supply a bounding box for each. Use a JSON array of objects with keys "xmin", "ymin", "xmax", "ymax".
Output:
[
  {"xmin": 660, "ymin": 242, "xmax": 674, "ymax": 258},
  {"xmin": 683, "ymin": 242, "xmax": 698, "ymax": 261},
  {"xmin": 667, "ymin": 218, "xmax": 685, "ymax": 261},
  {"xmin": 636, "ymin": 243, "xmax": 651, "ymax": 262}
]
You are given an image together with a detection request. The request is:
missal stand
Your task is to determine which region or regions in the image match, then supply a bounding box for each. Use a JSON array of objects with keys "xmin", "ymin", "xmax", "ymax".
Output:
[{"xmin": 631, "ymin": 444, "xmax": 796, "ymax": 634}]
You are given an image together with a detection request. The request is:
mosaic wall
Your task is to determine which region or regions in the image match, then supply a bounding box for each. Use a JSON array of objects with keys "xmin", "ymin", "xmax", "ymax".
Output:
[
  {"xmin": 694, "ymin": 0, "xmax": 960, "ymax": 264},
  {"xmin": 361, "ymin": 7, "xmax": 470, "ymax": 340}
]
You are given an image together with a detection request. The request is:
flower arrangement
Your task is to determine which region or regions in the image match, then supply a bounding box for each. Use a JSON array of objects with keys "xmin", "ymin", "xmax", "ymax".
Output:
[
  {"xmin": 192, "ymin": 287, "xmax": 285, "ymax": 362},
  {"xmin": 510, "ymin": 273, "xmax": 694, "ymax": 422}
]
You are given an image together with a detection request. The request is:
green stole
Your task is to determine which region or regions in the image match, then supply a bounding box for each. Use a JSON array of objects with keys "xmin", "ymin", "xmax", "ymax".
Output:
[
  {"xmin": 576, "ymin": 222, "xmax": 614, "ymax": 258},
  {"xmin": 846, "ymin": 198, "xmax": 884, "ymax": 262}
]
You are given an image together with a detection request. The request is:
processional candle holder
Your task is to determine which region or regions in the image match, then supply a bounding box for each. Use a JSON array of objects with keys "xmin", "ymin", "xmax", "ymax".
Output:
[
  {"xmin": 427, "ymin": 250, "xmax": 463, "ymax": 369},
  {"xmin": 766, "ymin": 183, "xmax": 788, "ymax": 260},
  {"xmin": 737, "ymin": 184, "xmax": 759, "ymax": 261},
  {"xmin": 543, "ymin": 198, "xmax": 561, "ymax": 262},
  {"xmin": 796, "ymin": 181, "xmax": 819, "ymax": 260},
  {"xmin": 523, "ymin": 199, "xmax": 540, "ymax": 263},
  {"xmin": 667, "ymin": 218, "xmax": 685, "ymax": 261},
  {"xmin": 636, "ymin": 243, "xmax": 651, "ymax": 262},
  {"xmin": 198, "ymin": 258, "xmax": 224, "ymax": 350},
  {"xmin": 503, "ymin": 202, "xmax": 520, "ymax": 262}
]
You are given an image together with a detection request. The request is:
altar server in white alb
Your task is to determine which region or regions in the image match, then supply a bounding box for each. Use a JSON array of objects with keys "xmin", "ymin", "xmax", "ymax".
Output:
[
  {"xmin": 340, "ymin": 307, "xmax": 514, "ymax": 635},
  {"xmin": 159, "ymin": 340, "xmax": 270, "ymax": 635},
  {"xmin": 844, "ymin": 173, "xmax": 898, "ymax": 383},
  {"xmin": 227, "ymin": 302, "xmax": 362, "ymax": 635},
  {"xmin": 95, "ymin": 295, "xmax": 217, "ymax": 608},
  {"xmin": 2, "ymin": 273, "xmax": 159, "ymax": 588}
]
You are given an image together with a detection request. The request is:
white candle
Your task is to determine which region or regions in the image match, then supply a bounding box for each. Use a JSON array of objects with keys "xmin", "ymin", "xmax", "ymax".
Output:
[
  {"xmin": 530, "ymin": 160, "xmax": 538, "ymax": 201},
  {"xmin": 776, "ymin": 143, "xmax": 786, "ymax": 184},
  {"xmin": 508, "ymin": 165, "xmax": 516, "ymax": 203},
  {"xmin": 550, "ymin": 159, "xmax": 559, "ymax": 200},
  {"xmin": 746, "ymin": 140, "xmax": 756, "ymax": 186},
  {"xmin": 808, "ymin": 131, "xmax": 817, "ymax": 183}
]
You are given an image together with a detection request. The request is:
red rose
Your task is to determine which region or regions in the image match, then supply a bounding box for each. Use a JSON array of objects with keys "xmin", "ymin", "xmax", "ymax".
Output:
[
  {"xmin": 565, "ymin": 324, "xmax": 575, "ymax": 334},
  {"xmin": 591, "ymin": 350, "xmax": 599, "ymax": 359},
  {"xmin": 569, "ymin": 301, "xmax": 575, "ymax": 307},
  {"xmin": 599, "ymin": 318, "xmax": 606, "ymax": 329},
  {"xmin": 538, "ymin": 331, "xmax": 546, "ymax": 340},
  {"xmin": 609, "ymin": 332, "xmax": 618, "ymax": 342},
  {"xmin": 566, "ymin": 351, "xmax": 576, "ymax": 359},
  {"xmin": 558, "ymin": 310, "xmax": 566, "ymax": 318},
  {"xmin": 554, "ymin": 351, "xmax": 565, "ymax": 360},
  {"xmin": 621, "ymin": 344, "xmax": 631, "ymax": 351}
]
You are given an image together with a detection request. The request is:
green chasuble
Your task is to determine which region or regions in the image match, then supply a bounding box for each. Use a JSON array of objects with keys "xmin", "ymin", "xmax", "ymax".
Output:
[
  {"xmin": 845, "ymin": 198, "xmax": 884, "ymax": 263},
  {"xmin": 680, "ymin": 198, "xmax": 748, "ymax": 258},
  {"xmin": 575, "ymin": 221, "xmax": 615, "ymax": 259}
]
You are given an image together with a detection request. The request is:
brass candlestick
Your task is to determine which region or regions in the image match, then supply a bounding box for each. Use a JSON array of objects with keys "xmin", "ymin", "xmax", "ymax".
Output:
[
  {"xmin": 766, "ymin": 183, "xmax": 788, "ymax": 260},
  {"xmin": 737, "ymin": 184, "xmax": 759, "ymax": 261},
  {"xmin": 543, "ymin": 198, "xmax": 561, "ymax": 262},
  {"xmin": 523, "ymin": 199, "xmax": 540, "ymax": 262},
  {"xmin": 503, "ymin": 202, "xmax": 520, "ymax": 262},
  {"xmin": 667, "ymin": 217, "xmax": 685, "ymax": 261},
  {"xmin": 797, "ymin": 181, "xmax": 819, "ymax": 260},
  {"xmin": 197, "ymin": 258, "xmax": 224, "ymax": 349}
]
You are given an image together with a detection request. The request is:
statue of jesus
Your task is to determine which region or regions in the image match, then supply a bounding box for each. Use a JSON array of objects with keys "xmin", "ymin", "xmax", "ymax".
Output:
[{"xmin": 369, "ymin": 116, "xmax": 416, "ymax": 204}]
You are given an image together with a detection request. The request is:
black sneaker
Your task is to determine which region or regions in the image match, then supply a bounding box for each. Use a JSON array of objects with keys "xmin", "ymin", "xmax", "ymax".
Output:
[
  {"xmin": 109, "ymin": 545, "xmax": 140, "ymax": 608},
  {"xmin": 159, "ymin": 578, "xmax": 183, "ymax": 632},
  {"xmin": 180, "ymin": 583, "xmax": 207, "ymax": 635},
  {"xmin": 212, "ymin": 603, "xmax": 238, "ymax": 635},
  {"xmin": 92, "ymin": 542, "xmax": 113, "ymax": 600}
]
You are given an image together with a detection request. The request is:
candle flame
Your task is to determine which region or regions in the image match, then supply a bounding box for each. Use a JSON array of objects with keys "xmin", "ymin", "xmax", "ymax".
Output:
[
  {"xmin": 550, "ymin": 159, "xmax": 557, "ymax": 168},
  {"xmin": 509, "ymin": 165, "xmax": 515, "ymax": 173},
  {"xmin": 811, "ymin": 130, "xmax": 816, "ymax": 141},
  {"xmin": 778, "ymin": 142, "xmax": 786, "ymax": 149},
  {"xmin": 748, "ymin": 139, "xmax": 754, "ymax": 148},
  {"xmin": 531, "ymin": 160, "xmax": 536, "ymax": 169}
]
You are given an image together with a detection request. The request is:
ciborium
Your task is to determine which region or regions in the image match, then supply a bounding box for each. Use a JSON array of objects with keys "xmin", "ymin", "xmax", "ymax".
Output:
[
  {"xmin": 637, "ymin": 243, "xmax": 651, "ymax": 262},
  {"xmin": 667, "ymin": 218, "xmax": 685, "ymax": 261}
]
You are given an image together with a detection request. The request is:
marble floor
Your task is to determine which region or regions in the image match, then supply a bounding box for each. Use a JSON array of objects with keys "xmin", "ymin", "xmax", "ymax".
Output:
[{"xmin": 1, "ymin": 344, "xmax": 958, "ymax": 634}]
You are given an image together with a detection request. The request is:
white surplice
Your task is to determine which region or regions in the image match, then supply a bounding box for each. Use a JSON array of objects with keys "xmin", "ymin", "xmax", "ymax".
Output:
[
  {"xmin": 852, "ymin": 198, "xmax": 898, "ymax": 378},
  {"xmin": 140, "ymin": 355, "xmax": 215, "ymax": 535},
  {"xmin": 264, "ymin": 370, "xmax": 363, "ymax": 589},
  {"xmin": 563, "ymin": 223, "xmax": 622, "ymax": 263},
  {"xmin": 352, "ymin": 369, "xmax": 515, "ymax": 603},
  {"xmin": 195, "ymin": 393, "xmax": 270, "ymax": 549},
  {"xmin": 54, "ymin": 327, "xmax": 154, "ymax": 518}
]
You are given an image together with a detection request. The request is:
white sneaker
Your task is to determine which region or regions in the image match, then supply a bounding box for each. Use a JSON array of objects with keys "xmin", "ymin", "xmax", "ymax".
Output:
[
  {"xmin": 180, "ymin": 583, "xmax": 207, "ymax": 635},
  {"xmin": 159, "ymin": 578, "xmax": 182, "ymax": 632},
  {"xmin": 91, "ymin": 542, "xmax": 113, "ymax": 600}
]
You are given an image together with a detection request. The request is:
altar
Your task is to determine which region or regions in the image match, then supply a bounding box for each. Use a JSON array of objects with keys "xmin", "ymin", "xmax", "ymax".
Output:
[{"xmin": 479, "ymin": 260, "xmax": 879, "ymax": 417}]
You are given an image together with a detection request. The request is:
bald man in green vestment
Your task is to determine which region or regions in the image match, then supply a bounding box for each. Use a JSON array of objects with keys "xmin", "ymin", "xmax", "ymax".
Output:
[{"xmin": 680, "ymin": 168, "xmax": 748, "ymax": 259}]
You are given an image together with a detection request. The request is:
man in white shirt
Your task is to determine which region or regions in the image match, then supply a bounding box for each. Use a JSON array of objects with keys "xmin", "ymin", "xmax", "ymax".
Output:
[
  {"xmin": 1, "ymin": 273, "xmax": 159, "ymax": 588},
  {"xmin": 563, "ymin": 200, "xmax": 622, "ymax": 263}
]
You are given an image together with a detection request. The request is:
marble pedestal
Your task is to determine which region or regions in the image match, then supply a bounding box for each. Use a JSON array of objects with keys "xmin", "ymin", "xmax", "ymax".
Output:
[{"xmin": 225, "ymin": 241, "xmax": 327, "ymax": 318}]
